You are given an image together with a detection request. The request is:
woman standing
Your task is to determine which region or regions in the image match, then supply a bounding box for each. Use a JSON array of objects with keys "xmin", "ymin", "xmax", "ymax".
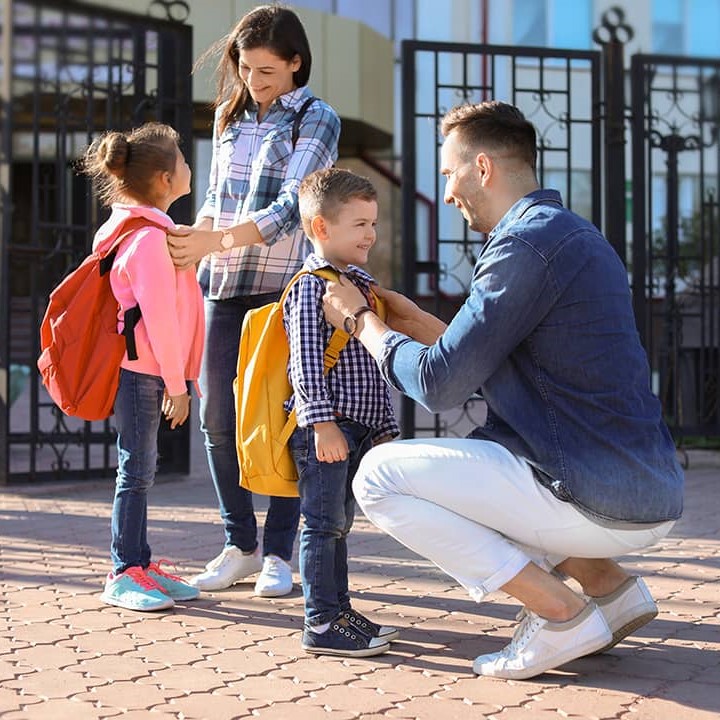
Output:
[{"xmin": 168, "ymin": 5, "xmax": 340, "ymax": 597}]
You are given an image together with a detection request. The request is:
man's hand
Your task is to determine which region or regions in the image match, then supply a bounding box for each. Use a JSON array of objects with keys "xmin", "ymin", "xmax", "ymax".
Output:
[
  {"xmin": 374, "ymin": 286, "xmax": 447, "ymax": 344},
  {"xmin": 322, "ymin": 275, "xmax": 367, "ymax": 332},
  {"xmin": 313, "ymin": 421, "xmax": 348, "ymax": 463}
]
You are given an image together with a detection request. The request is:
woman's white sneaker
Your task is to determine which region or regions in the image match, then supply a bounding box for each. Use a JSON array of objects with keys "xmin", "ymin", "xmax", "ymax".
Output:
[
  {"xmin": 473, "ymin": 602, "xmax": 612, "ymax": 680},
  {"xmin": 189, "ymin": 546, "xmax": 262, "ymax": 591},
  {"xmin": 254, "ymin": 554, "xmax": 293, "ymax": 597}
]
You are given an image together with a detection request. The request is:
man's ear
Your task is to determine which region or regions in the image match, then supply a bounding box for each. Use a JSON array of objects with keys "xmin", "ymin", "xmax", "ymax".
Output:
[
  {"xmin": 310, "ymin": 215, "xmax": 328, "ymax": 242},
  {"xmin": 476, "ymin": 152, "xmax": 493, "ymax": 186}
]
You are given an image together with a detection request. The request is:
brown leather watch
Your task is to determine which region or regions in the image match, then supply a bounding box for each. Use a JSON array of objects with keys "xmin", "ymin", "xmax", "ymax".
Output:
[{"xmin": 342, "ymin": 305, "xmax": 373, "ymax": 336}]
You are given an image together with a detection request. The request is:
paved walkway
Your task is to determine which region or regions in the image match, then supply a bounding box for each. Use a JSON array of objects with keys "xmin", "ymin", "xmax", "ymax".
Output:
[{"xmin": 1, "ymin": 446, "xmax": 719, "ymax": 720}]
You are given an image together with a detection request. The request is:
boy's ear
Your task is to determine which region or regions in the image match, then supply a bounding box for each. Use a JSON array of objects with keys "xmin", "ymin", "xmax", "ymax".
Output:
[{"xmin": 310, "ymin": 215, "xmax": 328, "ymax": 242}]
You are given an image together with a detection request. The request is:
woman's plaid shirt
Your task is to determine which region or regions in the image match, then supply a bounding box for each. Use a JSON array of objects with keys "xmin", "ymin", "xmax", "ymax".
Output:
[{"xmin": 196, "ymin": 87, "xmax": 340, "ymax": 299}]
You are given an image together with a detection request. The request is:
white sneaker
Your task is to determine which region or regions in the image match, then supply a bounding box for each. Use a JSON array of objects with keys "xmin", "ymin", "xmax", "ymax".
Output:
[
  {"xmin": 473, "ymin": 602, "xmax": 612, "ymax": 680},
  {"xmin": 591, "ymin": 576, "xmax": 658, "ymax": 654},
  {"xmin": 188, "ymin": 546, "xmax": 262, "ymax": 591},
  {"xmin": 254, "ymin": 554, "xmax": 293, "ymax": 598}
]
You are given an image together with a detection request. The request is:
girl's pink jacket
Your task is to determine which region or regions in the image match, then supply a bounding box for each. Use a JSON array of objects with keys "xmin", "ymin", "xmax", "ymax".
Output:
[{"xmin": 92, "ymin": 204, "xmax": 204, "ymax": 397}]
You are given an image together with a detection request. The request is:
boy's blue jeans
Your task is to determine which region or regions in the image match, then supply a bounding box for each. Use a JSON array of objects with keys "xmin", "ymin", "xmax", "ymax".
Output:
[
  {"xmin": 111, "ymin": 369, "xmax": 164, "ymax": 574},
  {"xmin": 289, "ymin": 418, "xmax": 374, "ymax": 627},
  {"xmin": 200, "ymin": 295, "xmax": 300, "ymax": 560}
]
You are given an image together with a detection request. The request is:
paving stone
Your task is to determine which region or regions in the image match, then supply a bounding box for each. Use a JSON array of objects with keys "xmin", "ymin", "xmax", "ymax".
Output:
[
  {"xmin": 137, "ymin": 664, "xmax": 240, "ymax": 692},
  {"xmin": 251, "ymin": 704, "xmax": 354, "ymax": 719},
  {"xmin": 1, "ymin": 697, "xmax": 119, "ymax": 719},
  {"xmin": 58, "ymin": 631, "xmax": 150, "ymax": 656},
  {"xmin": 4, "ymin": 668, "xmax": 106, "ymax": 698},
  {"xmin": 163, "ymin": 692, "xmax": 261, "ymax": 719},
  {"xmin": 384, "ymin": 695, "xmax": 492, "ymax": 719},
  {"xmin": 73, "ymin": 680, "xmax": 184, "ymax": 710},
  {"xmin": 72, "ymin": 655, "xmax": 166, "ymax": 680},
  {"xmin": 0, "ymin": 686, "xmax": 44, "ymax": 713},
  {"xmin": 9, "ymin": 644, "xmax": 92, "ymax": 670},
  {"xmin": 10, "ymin": 622, "xmax": 83, "ymax": 646},
  {"xmin": 294, "ymin": 684, "xmax": 405, "ymax": 714},
  {"xmin": 352, "ymin": 666, "xmax": 451, "ymax": 697},
  {"xmin": 530, "ymin": 686, "xmax": 637, "ymax": 717},
  {"xmin": 439, "ymin": 675, "xmax": 543, "ymax": 708},
  {"xmin": 627, "ymin": 695, "xmax": 720, "ymax": 720},
  {"xmin": 124, "ymin": 639, "xmax": 211, "ymax": 665}
]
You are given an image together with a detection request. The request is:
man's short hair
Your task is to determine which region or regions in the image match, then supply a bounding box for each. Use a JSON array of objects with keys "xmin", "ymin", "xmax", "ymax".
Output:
[
  {"xmin": 441, "ymin": 101, "xmax": 537, "ymax": 169},
  {"xmin": 299, "ymin": 168, "xmax": 377, "ymax": 237}
]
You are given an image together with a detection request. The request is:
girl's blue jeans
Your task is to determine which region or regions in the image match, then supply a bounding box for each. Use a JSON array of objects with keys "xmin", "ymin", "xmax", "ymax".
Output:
[
  {"xmin": 110, "ymin": 369, "xmax": 164, "ymax": 573},
  {"xmin": 289, "ymin": 418, "xmax": 374, "ymax": 626}
]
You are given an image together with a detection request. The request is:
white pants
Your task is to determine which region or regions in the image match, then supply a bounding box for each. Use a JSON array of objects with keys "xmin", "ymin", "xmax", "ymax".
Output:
[{"xmin": 353, "ymin": 439, "xmax": 675, "ymax": 602}]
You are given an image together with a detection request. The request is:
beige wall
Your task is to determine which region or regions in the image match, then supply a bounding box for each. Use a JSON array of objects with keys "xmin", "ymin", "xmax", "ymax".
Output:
[{"xmin": 78, "ymin": 0, "xmax": 394, "ymax": 139}]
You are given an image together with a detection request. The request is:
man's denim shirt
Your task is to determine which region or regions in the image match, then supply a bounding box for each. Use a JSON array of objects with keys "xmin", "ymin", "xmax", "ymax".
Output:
[{"xmin": 378, "ymin": 189, "xmax": 684, "ymax": 525}]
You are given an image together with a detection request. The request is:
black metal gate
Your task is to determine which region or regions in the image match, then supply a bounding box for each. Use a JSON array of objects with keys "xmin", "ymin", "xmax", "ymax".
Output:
[
  {"xmin": 631, "ymin": 54, "xmax": 720, "ymax": 440},
  {"xmin": 400, "ymin": 38, "xmax": 602, "ymax": 438},
  {"xmin": 0, "ymin": 0, "xmax": 193, "ymax": 483}
]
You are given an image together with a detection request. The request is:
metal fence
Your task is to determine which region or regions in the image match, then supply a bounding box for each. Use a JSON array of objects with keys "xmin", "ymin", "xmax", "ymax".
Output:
[
  {"xmin": 400, "ymin": 9, "xmax": 720, "ymax": 444},
  {"xmin": 0, "ymin": 0, "xmax": 193, "ymax": 483}
]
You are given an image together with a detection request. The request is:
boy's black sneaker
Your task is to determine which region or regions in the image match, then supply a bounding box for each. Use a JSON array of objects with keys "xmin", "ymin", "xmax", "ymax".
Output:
[
  {"xmin": 341, "ymin": 608, "xmax": 400, "ymax": 642},
  {"xmin": 302, "ymin": 615, "xmax": 391, "ymax": 657}
]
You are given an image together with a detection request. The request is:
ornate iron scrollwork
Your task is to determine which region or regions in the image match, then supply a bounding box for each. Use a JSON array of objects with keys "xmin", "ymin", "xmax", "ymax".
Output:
[
  {"xmin": 147, "ymin": 0, "xmax": 190, "ymax": 23},
  {"xmin": 592, "ymin": 6, "xmax": 634, "ymax": 46}
]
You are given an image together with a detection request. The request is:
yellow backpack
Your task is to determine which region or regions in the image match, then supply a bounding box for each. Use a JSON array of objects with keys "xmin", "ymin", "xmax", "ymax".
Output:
[{"xmin": 234, "ymin": 267, "xmax": 384, "ymax": 497}]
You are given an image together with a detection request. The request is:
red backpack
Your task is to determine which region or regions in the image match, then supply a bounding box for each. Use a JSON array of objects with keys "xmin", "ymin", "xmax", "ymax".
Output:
[{"xmin": 37, "ymin": 218, "xmax": 162, "ymax": 421}]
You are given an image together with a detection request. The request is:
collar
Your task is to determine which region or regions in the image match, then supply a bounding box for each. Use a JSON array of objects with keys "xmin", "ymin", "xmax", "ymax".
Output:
[
  {"xmin": 303, "ymin": 252, "xmax": 376, "ymax": 289},
  {"xmin": 246, "ymin": 86, "xmax": 312, "ymax": 118},
  {"xmin": 488, "ymin": 189, "xmax": 564, "ymax": 241}
]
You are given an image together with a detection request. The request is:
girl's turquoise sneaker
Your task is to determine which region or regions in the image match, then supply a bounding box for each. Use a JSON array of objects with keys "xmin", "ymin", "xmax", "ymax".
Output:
[
  {"xmin": 101, "ymin": 566, "xmax": 174, "ymax": 611},
  {"xmin": 146, "ymin": 560, "xmax": 200, "ymax": 601}
]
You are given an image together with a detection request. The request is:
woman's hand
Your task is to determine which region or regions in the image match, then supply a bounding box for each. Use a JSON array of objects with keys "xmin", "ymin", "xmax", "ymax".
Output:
[{"xmin": 167, "ymin": 226, "xmax": 219, "ymax": 270}]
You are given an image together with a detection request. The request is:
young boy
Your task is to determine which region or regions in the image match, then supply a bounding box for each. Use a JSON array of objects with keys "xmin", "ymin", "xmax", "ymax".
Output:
[{"xmin": 284, "ymin": 168, "xmax": 400, "ymax": 657}]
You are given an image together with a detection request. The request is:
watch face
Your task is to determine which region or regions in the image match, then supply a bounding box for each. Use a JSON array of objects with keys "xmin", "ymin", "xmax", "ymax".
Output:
[{"xmin": 343, "ymin": 315, "xmax": 356, "ymax": 335}]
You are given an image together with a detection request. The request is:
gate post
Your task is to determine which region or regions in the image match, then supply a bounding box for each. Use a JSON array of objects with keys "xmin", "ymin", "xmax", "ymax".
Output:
[
  {"xmin": 0, "ymin": 0, "xmax": 13, "ymax": 484},
  {"xmin": 593, "ymin": 6, "xmax": 634, "ymax": 265}
]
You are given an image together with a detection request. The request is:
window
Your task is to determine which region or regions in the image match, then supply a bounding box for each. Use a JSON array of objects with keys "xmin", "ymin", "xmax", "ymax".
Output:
[
  {"xmin": 652, "ymin": 0, "xmax": 720, "ymax": 56},
  {"xmin": 513, "ymin": 0, "xmax": 591, "ymax": 49},
  {"xmin": 653, "ymin": 0, "xmax": 685, "ymax": 53}
]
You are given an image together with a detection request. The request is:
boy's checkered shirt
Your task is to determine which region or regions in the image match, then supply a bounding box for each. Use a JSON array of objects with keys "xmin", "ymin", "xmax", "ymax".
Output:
[{"xmin": 283, "ymin": 253, "xmax": 399, "ymax": 441}]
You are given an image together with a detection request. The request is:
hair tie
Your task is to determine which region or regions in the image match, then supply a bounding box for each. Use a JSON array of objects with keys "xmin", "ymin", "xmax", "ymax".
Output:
[{"xmin": 125, "ymin": 144, "xmax": 133, "ymax": 165}]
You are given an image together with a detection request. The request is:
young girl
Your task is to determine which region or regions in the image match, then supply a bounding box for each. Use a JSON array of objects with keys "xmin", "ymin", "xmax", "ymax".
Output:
[
  {"xmin": 166, "ymin": 5, "xmax": 341, "ymax": 598},
  {"xmin": 83, "ymin": 123, "xmax": 204, "ymax": 612}
]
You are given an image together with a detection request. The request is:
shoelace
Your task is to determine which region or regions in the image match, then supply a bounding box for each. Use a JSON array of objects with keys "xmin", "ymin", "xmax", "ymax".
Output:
[
  {"xmin": 121, "ymin": 566, "xmax": 162, "ymax": 590},
  {"xmin": 147, "ymin": 559, "xmax": 184, "ymax": 582},
  {"xmin": 262, "ymin": 555, "xmax": 285, "ymax": 577},
  {"xmin": 504, "ymin": 609, "xmax": 542, "ymax": 656},
  {"xmin": 206, "ymin": 548, "xmax": 237, "ymax": 571}
]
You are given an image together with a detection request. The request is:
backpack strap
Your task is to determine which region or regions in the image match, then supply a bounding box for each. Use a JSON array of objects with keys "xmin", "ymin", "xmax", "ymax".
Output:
[
  {"xmin": 277, "ymin": 266, "xmax": 351, "ymax": 445},
  {"xmin": 122, "ymin": 306, "xmax": 143, "ymax": 361},
  {"xmin": 291, "ymin": 96, "xmax": 316, "ymax": 148},
  {"xmin": 97, "ymin": 218, "xmax": 164, "ymax": 360}
]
